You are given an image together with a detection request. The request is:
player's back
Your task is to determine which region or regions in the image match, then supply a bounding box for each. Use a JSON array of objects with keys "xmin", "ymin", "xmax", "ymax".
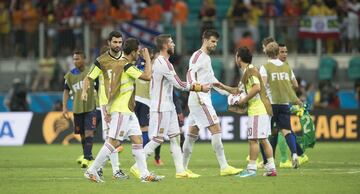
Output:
[
  {"xmin": 150, "ymin": 55, "xmax": 176, "ymax": 112},
  {"xmin": 187, "ymin": 50, "xmax": 214, "ymax": 106}
]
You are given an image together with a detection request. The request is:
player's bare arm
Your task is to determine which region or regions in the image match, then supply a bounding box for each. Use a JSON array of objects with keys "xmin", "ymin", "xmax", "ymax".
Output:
[
  {"xmin": 291, "ymin": 78, "xmax": 299, "ymax": 91},
  {"xmin": 238, "ymin": 83, "xmax": 260, "ymax": 106},
  {"xmin": 81, "ymin": 77, "xmax": 91, "ymax": 101},
  {"xmin": 261, "ymin": 76, "xmax": 268, "ymax": 86},
  {"xmin": 62, "ymin": 89, "xmax": 70, "ymax": 119},
  {"xmin": 138, "ymin": 48, "xmax": 152, "ymax": 81},
  {"xmin": 213, "ymin": 82, "xmax": 239, "ymax": 94}
]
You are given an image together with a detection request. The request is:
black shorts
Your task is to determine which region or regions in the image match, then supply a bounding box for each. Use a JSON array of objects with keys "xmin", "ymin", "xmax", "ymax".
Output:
[
  {"xmin": 95, "ymin": 109, "xmax": 102, "ymax": 128},
  {"xmin": 134, "ymin": 101, "xmax": 150, "ymax": 127},
  {"xmin": 73, "ymin": 110, "xmax": 97, "ymax": 134},
  {"xmin": 271, "ymin": 104, "xmax": 292, "ymax": 131}
]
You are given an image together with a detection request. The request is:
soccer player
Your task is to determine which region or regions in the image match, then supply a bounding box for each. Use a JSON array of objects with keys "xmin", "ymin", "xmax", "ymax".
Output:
[
  {"xmin": 259, "ymin": 41, "xmax": 305, "ymax": 168},
  {"xmin": 253, "ymin": 37, "xmax": 293, "ymax": 168},
  {"xmin": 84, "ymin": 38, "xmax": 163, "ymax": 183},
  {"xmin": 183, "ymin": 29, "xmax": 242, "ymax": 176},
  {"xmin": 134, "ymin": 48, "xmax": 164, "ymax": 166},
  {"xmin": 81, "ymin": 31, "xmax": 128, "ymax": 180},
  {"xmin": 62, "ymin": 51, "xmax": 97, "ymax": 169},
  {"xmin": 131, "ymin": 34, "xmax": 210, "ymax": 179},
  {"xmin": 214, "ymin": 47, "xmax": 277, "ymax": 177},
  {"xmin": 276, "ymin": 43, "xmax": 309, "ymax": 166}
]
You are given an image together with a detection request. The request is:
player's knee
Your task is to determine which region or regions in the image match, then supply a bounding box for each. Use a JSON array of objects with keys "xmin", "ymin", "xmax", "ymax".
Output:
[
  {"xmin": 209, "ymin": 124, "xmax": 221, "ymax": 134},
  {"xmin": 188, "ymin": 126, "xmax": 200, "ymax": 135},
  {"xmin": 152, "ymin": 136, "xmax": 164, "ymax": 144},
  {"xmin": 248, "ymin": 139, "xmax": 258, "ymax": 145},
  {"xmin": 259, "ymin": 138, "xmax": 269, "ymax": 145},
  {"xmin": 281, "ymin": 129, "xmax": 291, "ymax": 136},
  {"xmin": 108, "ymin": 137, "xmax": 121, "ymax": 148},
  {"xmin": 271, "ymin": 129, "xmax": 278, "ymax": 136},
  {"xmin": 84, "ymin": 130, "xmax": 94, "ymax": 137}
]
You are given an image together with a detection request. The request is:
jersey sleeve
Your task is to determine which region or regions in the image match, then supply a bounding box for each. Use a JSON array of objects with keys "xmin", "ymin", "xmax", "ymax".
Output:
[
  {"xmin": 87, "ymin": 61, "xmax": 102, "ymax": 80},
  {"xmin": 161, "ymin": 61, "xmax": 191, "ymax": 91},
  {"xmin": 124, "ymin": 64, "xmax": 143, "ymax": 79},
  {"xmin": 259, "ymin": 65, "xmax": 267, "ymax": 77}
]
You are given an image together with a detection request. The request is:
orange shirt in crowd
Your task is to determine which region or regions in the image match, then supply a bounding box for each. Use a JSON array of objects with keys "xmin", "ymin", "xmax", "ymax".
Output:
[
  {"xmin": 237, "ymin": 37, "xmax": 255, "ymax": 53},
  {"xmin": 141, "ymin": 4, "xmax": 163, "ymax": 22},
  {"xmin": 110, "ymin": 7, "xmax": 133, "ymax": 22},
  {"xmin": 22, "ymin": 3, "xmax": 39, "ymax": 33},
  {"xmin": 12, "ymin": 9, "xmax": 23, "ymax": 30},
  {"xmin": 173, "ymin": 1, "xmax": 188, "ymax": 25}
]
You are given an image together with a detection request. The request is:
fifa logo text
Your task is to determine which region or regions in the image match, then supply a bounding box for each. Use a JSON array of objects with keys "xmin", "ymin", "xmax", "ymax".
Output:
[{"xmin": 271, "ymin": 72, "xmax": 290, "ymax": 81}]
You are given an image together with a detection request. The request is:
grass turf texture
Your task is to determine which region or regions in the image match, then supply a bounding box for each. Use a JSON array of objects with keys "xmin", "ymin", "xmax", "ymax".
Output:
[{"xmin": 1, "ymin": 142, "xmax": 360, "ymax": 194}]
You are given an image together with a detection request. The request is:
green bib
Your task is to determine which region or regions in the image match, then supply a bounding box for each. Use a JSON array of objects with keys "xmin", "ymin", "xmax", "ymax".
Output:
[
  {"xmin": 64, "ymin": 67, "xmax": 96, "ymax": 113},
  {"xmin": 264, "ymin": 62, "xmax": 298, "ymax": 104}
]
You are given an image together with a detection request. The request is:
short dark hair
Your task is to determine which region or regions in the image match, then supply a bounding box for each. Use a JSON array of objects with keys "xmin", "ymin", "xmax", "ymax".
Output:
[
  {"xmin": 108, "ymin": 31, "xmax": 123, "ymax": 41},
  {"xmin": 236, "ymin": 47, "xmax": 252, "ymax": 64},
  {"xmin": 278, "ymin": 43, "xmax": 286, "ymax": 47},
  {"xmin": 123, "ymin": 38, "xmax": 139, "ymax": 55},
  {"xmin": 155, "ymin": 34, "xmax": 171, "ymax": 50},
  {"xmin": 73, "ymin": 50, "xmax": 86, "ymax": 58},
  {"xmin": 202, "ymin": 29, "xmax": 219, "ymax": 40},
  {"xmin": 262, "ymin": 37, "xmax": 275, "ymax": 46}
]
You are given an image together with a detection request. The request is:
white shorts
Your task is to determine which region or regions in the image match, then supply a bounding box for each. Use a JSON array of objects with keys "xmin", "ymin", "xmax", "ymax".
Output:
[
  {"xmin": 188, "ymin": 105, "xmax": 219, "ymax": 129},
  {"xmin": 247, "ymin": 114, "xmax": 271, "ymax": 140},
  {"xmin": 108, "ymin": 112, "xmax": 142, "ymax": 141},
  {"xmin": 148, "ymin": 110, "xmax": 180, "ymax": 141}
]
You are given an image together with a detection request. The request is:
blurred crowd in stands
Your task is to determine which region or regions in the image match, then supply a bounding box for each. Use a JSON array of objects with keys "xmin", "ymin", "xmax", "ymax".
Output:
[
  {"xmin": 1, "ymin": 0, "xmax": 359, "ymax": 110},
  {"xmin": 0, "ymin": 0, "xmax": 358, "ymax": 58}
]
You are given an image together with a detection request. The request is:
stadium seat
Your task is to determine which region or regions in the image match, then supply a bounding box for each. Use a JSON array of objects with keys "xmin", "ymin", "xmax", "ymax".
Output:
[
  {"xmin": 338, "ymin": 91, "xmax": 358, "ymax": 109},
  {"xmin": 318, "ymin": 56, "xmax": 337, "ymax": 80},
  {"xmin": 215, "ymin": 0, "xmax": 231, "ymax": 19},
  {"xmin": 347, "ymin": 57, "xmax": 360, "ymax": 80}
]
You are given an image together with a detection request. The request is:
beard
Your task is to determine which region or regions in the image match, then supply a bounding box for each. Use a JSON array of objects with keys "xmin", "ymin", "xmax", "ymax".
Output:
[
  {"xmin": 111, "ymin": 46, "xmax": 121, "ymax": 53},
  {"xmin": 206, "ymin": 45, "xmax": 216, "ymax": 53},
  {"xmin": 167, "ymin": 48, "xmax": 174, "ymax": 55}
]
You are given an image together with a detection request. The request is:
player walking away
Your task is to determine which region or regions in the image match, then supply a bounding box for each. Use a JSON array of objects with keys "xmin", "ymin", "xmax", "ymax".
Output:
[
  {"xmin": 214, "ymin": 47, "xmax": 277, "ymax": 177},
  {"xmin": 81, "ymin": 31, "xmax": 128, "ymax": 180},
  {"xmin": 134, "ymin": 48, "xmax": 164, "ymax": 166},
  {"xmin": 131, "ymin": 34, "xmax": 210, "ymax": 179},
  {"xmin": 84, "ymin": 38, "xmax": 163, "ymax": 183},
  {"xmin": 183, "ymin": 29, "xmax": 242, "ymax": 176},
  {"xmin": 63, "ymin": 51, "xmax": 97, "ymax": 169},
  {"xmin": 276, "ymin": 43, "xmax": 309, "ymax": 167},
  {"xmin": 260, "ymin": 41, "xmax": 305, "ymax": 169}
]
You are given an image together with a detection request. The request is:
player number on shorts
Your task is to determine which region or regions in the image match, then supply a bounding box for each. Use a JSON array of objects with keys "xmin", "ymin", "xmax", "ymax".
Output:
[{"xmin": 247, "ymin": 127, "xmax": 252, "ymax": 137}]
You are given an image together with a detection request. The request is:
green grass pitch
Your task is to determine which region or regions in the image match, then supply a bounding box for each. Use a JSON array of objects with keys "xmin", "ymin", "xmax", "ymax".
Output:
[{"xmin": 1, "ymin": 142, "xmax": 360, "ymax": 194}]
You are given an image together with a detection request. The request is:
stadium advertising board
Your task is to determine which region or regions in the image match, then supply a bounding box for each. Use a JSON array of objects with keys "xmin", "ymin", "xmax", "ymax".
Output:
[
  {"xmin": 0, "ymin": 112, "xmax": 33, "ymax": 146},
  {"xmin": 8, "ymin": 110, "xmax": 359, "ymax": 145},
  {"xmin": 182, "ymin": 110, "xmax": 359, "ymax": 141},
  {"xmin": 25, "ymin": 112, "xmax": 104, "ymax": 145}
]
